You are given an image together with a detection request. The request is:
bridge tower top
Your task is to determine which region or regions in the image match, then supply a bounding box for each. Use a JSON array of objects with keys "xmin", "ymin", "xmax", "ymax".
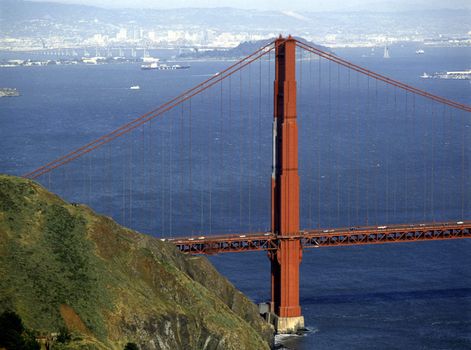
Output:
[{"xmin": 272, "ymin": 35, "xmax": 299, "ymax": 236}]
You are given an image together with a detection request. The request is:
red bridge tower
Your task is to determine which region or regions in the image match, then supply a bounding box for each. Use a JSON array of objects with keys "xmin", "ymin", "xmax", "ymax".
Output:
[{"xmin": 269, "ymin": 35, "xmax": 305, "ymax": 333}]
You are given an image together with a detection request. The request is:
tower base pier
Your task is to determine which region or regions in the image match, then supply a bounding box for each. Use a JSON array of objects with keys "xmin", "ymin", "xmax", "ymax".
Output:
[{"xmin": 266, "ymin": 312, "xmax": 305, "ymax": 334}]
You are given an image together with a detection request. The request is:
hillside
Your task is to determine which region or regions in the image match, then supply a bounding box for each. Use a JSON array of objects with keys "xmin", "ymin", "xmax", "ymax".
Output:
[{"xmin": 0, "ymin": 174, "xmax": 273, "ymax": 349}]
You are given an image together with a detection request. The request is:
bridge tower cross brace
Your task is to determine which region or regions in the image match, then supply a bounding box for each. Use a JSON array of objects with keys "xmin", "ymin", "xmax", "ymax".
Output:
[{"xmin": 269, "ymin": 35, "xmax": 304, "ymax": 333}]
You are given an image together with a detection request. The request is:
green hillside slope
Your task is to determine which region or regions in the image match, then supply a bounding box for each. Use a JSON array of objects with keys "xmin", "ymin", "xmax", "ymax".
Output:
[{"xmin": 0, "ymin": 174, "xmax": 273, "ymax": 349}]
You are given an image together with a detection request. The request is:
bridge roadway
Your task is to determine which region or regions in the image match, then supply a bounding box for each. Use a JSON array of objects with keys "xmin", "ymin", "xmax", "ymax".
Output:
[{"xmin": 170, "ymin": 221, "xmax": 471, "ymax": 254}]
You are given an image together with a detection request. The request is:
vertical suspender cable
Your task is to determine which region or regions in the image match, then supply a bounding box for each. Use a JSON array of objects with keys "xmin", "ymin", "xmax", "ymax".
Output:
[
  {"xmin": 129, "ymin": 130, "xmax": 133, "ymax": 228},
  {"xmin": 374, "ymin": 78, "xmax": 378, "ymax": 224},
  {"xmin": 445, "ymin": 108, "xmax": 458, "ymax": 219},
  {"xmin": 122, "ymin": 138, "xmax": 126, "ymax": 225},
  {"xmin": 248, "ymin": 63, "xmax": 252, "ymax": 232},
  {"xmin": 219, "ymin": 79, "xmax": 224, "ymax": 232},
  {"xmin": 209, "ymin": 84, "xmax": 213, "ymax": 234},
  {"xmin": 88, "ymin": 154, "xmax": 92, "ymax": 206},
  {"xmin": 268, "ymin": 49, "xmax": 272, "ymax": 231},
  {"xmin": 299, "ymin": 47, "xmax": 303, "ymax": 91},
  {"xmin": 180, "ymin": 104, "xmax": 184, "ymax": 232},
  {"xmin": 431, "ymin": 105, "xmax": 435, "ymax": 221},
  {"xmin": 228, "ymin": 74, "xmax": 233, "ymax": 232},
  {"xmin": 138, "ymin": 124, "xmax": 147, "ymax": 193},
  {"xmin": 393, "ymin": 87, "xmax": 397, "ymax": 221},
  {"xmin": 239, "ymin": 69, "xmax": 243, "ymax": 231},
  {"xmin": 404, "ymin": 91, "xmax": 408, "ymax": 222},
  {"xmin": 422, "ymin": 102, "xmax": 427, "ymax": 221},
  {"xmin": 374, "ymin": 79, "xmax": 383, "ymax": 225},
  {"xmin": 336, "ymin": 63, "xmax": 341, "ymax": 225},
  {"xmin": 443, "ymin": 108, "xmax": 448, "ymax": 218},
  {"xmin": 258, "ymin": 53, "xmax": 262, "ymax": 231},
  {"xmin": 328, "ymin": 59, "xmax": 332, "ymax": 226},
  {"xmin": 170, "ymin": 109, "xmax": 174, "ymax": 236},
  {"xmin": 385, "ymin": 81, "xmax": 390, "ymax": 224},
  {"xmin": 107, "ymin": 143, "xmax": 112, "ymax": 216},
  {"xmin": 141, "ymin": 125, "xmax": 145, "ymax": 231},
  {"xmin": 189, "ymin": 98, "xmax": 193, "ymax": 234},
  {"xmin": 145, "ymin": 123, "xmax": 150, "ymax": 231},
  {"xmin": 298, "ymin": 48, "xmax": 303, "ymax": 226},
  {"xmin": 461, "ymin": 112, "xmax": 465, "ymax": 219},
  {"xmin": 150, "ymin": 119, "xmax": 155, "ymax": 232},
  {"xmin": 347, "ymin": 67, "xmax": 351, "ymax": 227},
  {"xmin": 355, "ymin": 72, "xmax": 360, "ymax": 225},
  {"xmin": 317, "ymin": 55, "xmax": 322, "ymax": 228},
  {"xmin": 308, "ymin": 50, "xmax": 314, "ymax": 228},
  {"xmin": 161, "ymin": 124, "xmax": 165, "ymax": 234},
  {"xmin": 412, "ymin": 94, "xmax": 416, "ymax": 222},
  {"xmin": 297, "ymin": 48, "xmax": 305, "ymax": 226},
  {"xmin": 365, "ymin": 74, "xmax": 370, "ymax": 225},
  {"xmin": 447, "ymin": 108, "xmax": 452, "ymax": 218},
  {"xmin": 200, "ymin": 92, "xmax": 205, "ymax": 233}
]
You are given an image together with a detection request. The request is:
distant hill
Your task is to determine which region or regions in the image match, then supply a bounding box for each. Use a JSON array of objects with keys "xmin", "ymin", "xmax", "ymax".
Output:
[
  {"xmin": 180, "ymin": 37, "xmax": 331, "ymax": 59},
  {"xmin": 0, "ymin": 1, "xmax": 306, "ymax": 29},
  {"xmin": 0, "ymin": 174, "xmax": 273, "ymax": 349}
]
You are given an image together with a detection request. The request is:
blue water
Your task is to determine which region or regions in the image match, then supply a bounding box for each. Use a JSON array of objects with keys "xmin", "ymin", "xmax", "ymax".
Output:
[{"xmin": 1, "ymin": 45, "xmax": 470, "ymax": 349}]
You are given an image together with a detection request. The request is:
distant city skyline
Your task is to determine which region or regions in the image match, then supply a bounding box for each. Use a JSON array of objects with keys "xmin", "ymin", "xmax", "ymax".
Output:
[
  {"xmin": 3, "ymin": 0, "xmax": 470, "ymax": 52},
  {"xmin": 27, "ymin": 0, "xmax": 471, "ymax": 11}
]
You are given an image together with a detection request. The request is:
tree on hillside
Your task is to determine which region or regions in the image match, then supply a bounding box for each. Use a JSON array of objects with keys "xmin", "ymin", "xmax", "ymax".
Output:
[{"xmin": 0, "ymin": 311, "xmax": 40, "ymax": 350}]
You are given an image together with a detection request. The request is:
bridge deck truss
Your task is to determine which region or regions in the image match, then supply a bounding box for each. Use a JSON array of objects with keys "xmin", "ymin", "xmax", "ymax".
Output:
[{"xmin": 173, "ymin": 222, "xmax": 471, "ymax": 254}]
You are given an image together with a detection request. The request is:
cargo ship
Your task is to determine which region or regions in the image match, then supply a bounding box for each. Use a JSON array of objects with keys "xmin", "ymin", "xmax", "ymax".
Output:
[
  {"xmin": 141, "ymin": 62, "xmax": 190, "ymax": 70},
  {"xmin": 420, "ymin": 69, "xmax": 471, "ymax": 80}
]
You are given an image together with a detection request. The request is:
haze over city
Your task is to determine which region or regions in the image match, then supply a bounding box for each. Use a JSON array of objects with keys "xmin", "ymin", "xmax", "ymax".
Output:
[{"xmin": 26, "ymin": 0, "xmax": 471, "ymax": 11}]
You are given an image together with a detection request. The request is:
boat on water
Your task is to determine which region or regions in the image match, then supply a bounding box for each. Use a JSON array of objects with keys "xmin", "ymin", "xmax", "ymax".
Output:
[
  {"xmin": 415, "ymin": 49, "xmax": 425, "ymax": 55},
  {"xmin": 141, "ymin": 62, "xmax": 190, "ymax": 70},
  {"xmin": 0, "ymin": 87, "xmax": 20, "ymax": 97},
  {"xmin": 383, "ymin": 46, "xmax": 390, "ymax": 59},
  {"xmin": 130, "ymin": 85, "xmax": 140, "ymax": 90}
]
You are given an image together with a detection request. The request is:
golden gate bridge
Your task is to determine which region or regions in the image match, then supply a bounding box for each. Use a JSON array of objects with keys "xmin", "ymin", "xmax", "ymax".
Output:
[{"xmin": 23, "ymin": 36, "xmax": 471, "ymax": 333}]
